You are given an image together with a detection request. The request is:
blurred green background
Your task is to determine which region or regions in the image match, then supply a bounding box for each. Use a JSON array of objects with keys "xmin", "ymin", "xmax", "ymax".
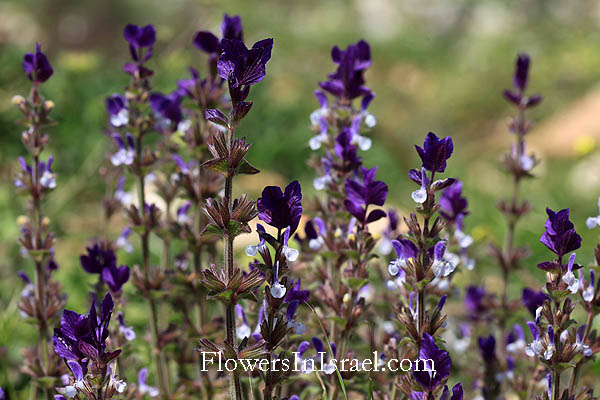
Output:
[{"xmin": 2, "ymin": 0, "xmax": 600, "ymax": 394}]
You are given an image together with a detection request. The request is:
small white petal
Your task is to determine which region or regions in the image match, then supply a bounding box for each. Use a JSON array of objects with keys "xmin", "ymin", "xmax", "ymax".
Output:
[
  {"xmin": 388, "ymin": 260, "xmax": 399, "ymax": 276},
  {"xmin": 283, "ymin": 246, "xmax": 299, "ymax": 262},
  {"xmin": 586, "ymin": 216, "xmax": 600, "ymax": 229},
  {"xmin": 270, "ymin": 282, "xmax": 286, "ymax": 299},
  {"xmin": 309, "ymin": 136, "xmax": 322, "ymax": 150},
  {"xmin": 365, "ymin": 113, "xmax": 377, "ymax": 128},
  {"xmin": 355, "ymin": 135, "xmax": 372, "ymax": 151},
  {"xmin": 411, "ymin": 188, "xmax": 427, "ymax": 204},
  {"xmin": 245, "ymin": 245, "xmax": 259, "ymax": 257}
]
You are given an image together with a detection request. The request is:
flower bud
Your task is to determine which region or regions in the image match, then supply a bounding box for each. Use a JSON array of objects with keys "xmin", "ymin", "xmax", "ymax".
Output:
[
  {"xmin": 11, "ymin": 95, "xmax": 26, "ymax": 105},
  {"xmin": 42, "ymin": 100, "xmax": 55, "ymax": 112}
]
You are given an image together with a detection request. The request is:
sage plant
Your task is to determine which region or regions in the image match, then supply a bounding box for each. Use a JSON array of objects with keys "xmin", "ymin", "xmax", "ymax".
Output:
[
  {"xmin": 198, "ymin": 32, "xmax": 274, "ymax": 400},
  {"xmin": 13, "ymin": 43, "xmax": 67, "ymax": 399}
]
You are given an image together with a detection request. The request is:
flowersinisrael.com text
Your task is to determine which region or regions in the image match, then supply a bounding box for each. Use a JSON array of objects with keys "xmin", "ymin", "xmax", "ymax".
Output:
[{"xmin": 199, "ymin": 351, "xmax": 435, "ymax": 374}]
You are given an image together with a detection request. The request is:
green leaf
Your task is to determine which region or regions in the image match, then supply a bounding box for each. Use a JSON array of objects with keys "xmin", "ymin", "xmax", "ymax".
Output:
[
  {"xmin": 203, "ymin": 157, "xmax": 230, "ymax": 176},
  {"xmin": 236, "ymin": 159, "xmax": 260, "ymax": 175},
  {"xmin": 347, "ymin": 278, "xmax": 369, "ymax": 291}
]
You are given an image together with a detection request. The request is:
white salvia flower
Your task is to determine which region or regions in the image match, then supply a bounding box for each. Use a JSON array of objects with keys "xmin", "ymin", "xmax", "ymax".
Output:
[
  {"xmin": 575, "ymin": 325, "xmax": 593, "ymax": 357},
  {"xmin": 324, "ymin": 362, "xmax": 337, "ymax": 375},
  {"xmin": 411, "ymin": 187, "xmax": 427, "ymax": 204},
  {"xmin": 309, "ymin": 133, "xmax": 328, "ymax": 150},
  {"xmin": 111, "ymin": 147, "xmax": 134, "ymax": 166},
  {"xmin": 282, "ymin": 227, "xmax": 299, "ymax": 262},
  {"xmin": 455, "ymin": 229, "xmax": 473, "ymax": 248},
  {"xmin": 313, "ymin": 175, "xmax": 332, "ymax": 191},
  {"xmin": 560, "ymin": 330, "xmax": 569, "ymax": 343},
  {"xmin": 432, "ymin": 242, "xmax": 457, "ymax": 278},
  {"xmin": 561, "ymin": 253, "xmax": 579, "ymax": 294},
  {"xmin": 40, "ymin": 171, "xmax": 56, "ymax": 188},
  {"xmin": 110, "ymin": 108, "xmax": 129, "ymax": 127},
  {"xmin": 237, "ymin": 323, "xmax": 251, "ymax": 340},
  {"xmin": 354, "ymin": 135, "xmax": 372, "ymax": 151},
  {"xmin": 364, "ymin": 113, "xmax": 377, "ymax": 128},
  {"xmin": 65, "ymin": 385, "xmax": 78, "ymax": 398},
  {"xmin": 520, "ymin": 155, "xmax": 534, "ymax": 171},
  {"xmin": 138, "ymin": 368, "xmax": 159, "ymax": 397},
  {"xmin": 377, "ymin": 238, "xmax": 393, "ymax": 255},
  {"xmin": 246, "ymin": 225, "xmax": 266, "ymax": 257},
  {"xmin": 586, "ymin": 197, "xmax": 600, "ymax": 228},
  {"xmin": 271, "ymin": 262, "xmax": 286, "ymax": 298},
  {"xmin": 177, "ymin": 119, "xmax": 192, "ymax": 132}
]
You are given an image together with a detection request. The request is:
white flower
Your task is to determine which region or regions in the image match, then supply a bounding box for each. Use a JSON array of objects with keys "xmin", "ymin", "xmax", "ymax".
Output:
[{"xmin": 40, "ymin": 171, "xmax": 56, "ymax": 188}]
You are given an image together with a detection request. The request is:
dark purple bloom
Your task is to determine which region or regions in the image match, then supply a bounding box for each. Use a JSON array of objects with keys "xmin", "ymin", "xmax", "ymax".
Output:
[
  {"xmin": 23, "ymin": 43, "xmax": 53, "ymax": 83},
  {"xmin": 53, "ymin": 293, "xmax": 116, "ymax": 365},
  {"xmin": 257, "ymin": 181, "xmax": 303, "ymax": 234},
  {"xmin": 319, "ymin": 40, "xmax": 371, "ymax": 101},
  {"xmin": 334, "ymin": 128, "xmax": 362, "ymax": 172},
  {"xmin": 217, "ymin": 38, "xmax": 273, "ymax": 103},
  {"xmin": 415, "ymin": 132, "xmax": 454, "ymax": 173},
  {"xmin": 221, "ymin": 14, "xmax": 243, "ymax": 41},
  {"xmin": 439, "ymin": 181, "xmax": 469, "ymax": 227},
  {"xmin": 150, "ymin": 91, "xmax": 183, "ymax": 124},
  {"xmin": 522, "ymin": 288, "xmax": 549, "ymax": 316},
  {"xmin": 440, "ymin": 383, "xmax": 463, "ymax": 400},
  {"xmin": 539, "ymin": 208, "xmax": 581, "ymax": 258},
  {"xmin": 101, "ymin": 265, "xmax": 130, "ymax": 292},
  {"xmin": 413, "ymin": 333, "xmax": 451, "ymax": 390},
  {"xmin": 284, "ymin": 278, "xmax": 310, "ymax": 304},
  {"xmin": 503, "ymin": 53, "xmax": 542, "ymax": 108},
  {"xmin": 80, "ymin": 244, "xmax": 116, "ymax": 274},
  {"xmin": 123, "ymin": 24, "xmax": 156, "ymax": 62},
  {"xmin": 343, "ymin": 167, "xmax": 388, "ymax": 225},
  {"xmin": 105, "ymin": 94, "xmax": 126, "ymax": 116},
  {"xmin": 465, "ymin": 286, "xmax": 487, "ymax": 318},
  {"xmin": 478, "ymin": 335, "xmax": 497, "ymax": 363},
  {"xmin": 194, "ymin": 14, "xmax": 243, "ymax": 55}
]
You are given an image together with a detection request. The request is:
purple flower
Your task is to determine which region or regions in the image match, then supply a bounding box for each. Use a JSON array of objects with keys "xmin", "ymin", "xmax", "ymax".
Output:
[
  {"xmin": 439, "ymin": 181, "xmax": 469, "ymax": 227},
  {"xmin": 80, "ymin": 244, "xmax": 117, "ymax": 274},
  {"xmin": 465, "ymin": 285, "xmax": 487, "ymax": 318},
  {"xmin": 522, "ymin": 288, "xmax": 548, "ymax": 316},
  {"xmin": 138, "ymin": 368, "xmax": 159, "ymax": 397},
  {"xmin": 539, "ymin": 208, "xmax": 581, "ymax": 258},
  {"xmin": 23, "ymin": 43, "xmax": 53, "ymax": 83},
  {"xmin": 123, "ymin": 24, "xmax": 156, "ymax": 62},
  {"xmin": 53, "ymin": 293, "xmax": 117, "ymax": 363},
  {"xmin": 106, "ymin": 94, "xmax": 129, "ymax": 127},
  {"xmin": 194, "ymin": 14, "xmax": 243, "ymax": 55},
  {"xmin": 413, "ymin": 333, "xmax": 451, "ymax": 390},
  {"xmin": 343, "ymin": 166, "xmax": 388, "ymax": 225},
  {"xmin": 150, "ymin": 91, "xmax": 183, "ymax": 125},
  {"xmin": 334, "ymin": 128, "xmax": 362, "ymax": 172},
  {"xmin": 415, "ymin": 132, "xmax": 454, "ymax": 173},
  {"xmin": 440, "ymin": 383, "xmax": 463, "ymax": 400},
  {"xmin": 110, "ymin": 134, "xmax": 135, "ymax": 166},
  {"xmin": 257, "ymin": 181, "xmax": 303, "ymax": 234},
  {"xmin": 319, "ymin": 40, "xmax": 371, "ymax": 101},
  {"xmin": 478, "ymin": 335, "xmax": 497, "ymax": 363},
  {"xmin": 101, "ymin": 264, "xmax": 130, "ymax": 292},
  {"xmin": 217, "ymin": 38, "xmax": 273, "ymax": 103},
  {"xmin": 503, "ymin": 53, "xmax": 542, "ymax": 108},
  {"xmin": 284, "ymin": 278, "xmax": 310, "ymax": 304}
]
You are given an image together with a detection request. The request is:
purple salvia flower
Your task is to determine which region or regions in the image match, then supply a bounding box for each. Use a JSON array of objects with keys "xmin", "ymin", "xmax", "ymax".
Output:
[
  {"xmin": 575, "ymin": 324, "xmax": 593, "ymax": 356},
  {"xmin": 319, "ymin": 40, "xmax": 371, "ymax": 101},
  {"xmin": 117, "ymin": 312, "xmax": 136, "ymax": 341},
  {"xmin": 439, "ymin": 383, "xmax": 463, "ymax": 400},
  {"xmin": 538, "ymin": 207, "xmax": 581, "ymax": 259},
  {"xmin": 562, "ymin": 252, "xmax": 580, "ymax": 293},
  {"xmin": 115, "ymin": 227, "xmax": 133, "ymax": 253},
  {"xmin": 478, "ymin": 335, "xmax": 497, "ymax": 363},
  {"xmin": 101, "ymin": 264, "xmax": 130, "ymax": 292},
  {"xmin": 586, "ymin": 197, "xmax": 600, "ymax": 228},
  {"xmin": 114, "ymin": 176, "xmax": 132, "ymax": 205},
  {"xmin": 150, "ymin": 91, "xmax": 184, "ymax": 125},
  {"xmin": 138, "ymin": 368, "xmax": 159, "ymax": 397},
  {"xmin": 411, "ymin": 167, "xmax": 429, "ymax": 204},
  {"xmin": 217, "ymin": 38, "xmax": 273, "ymax": 103},
  {"xmin": 80, "ymin": 244, "xmax": 116, "ymax": 274},
  {"xmin": 521, "ymin": 288, "xmax": 549, "ymax": 316},
  {"xmin": 465, "ymin": 286, "xmax": 487, "ymax": 318},
  {"xmin": 439, "ymin": 181, "xmax": 469, "ymax": 227},
  {"xmin": 334, "ymin": 128, "xmax": 362, "ymax": 172},
  {"xmin": 506, "ymin": 324, "xmax": 526, "ymax": 353},
  {"xmin": 111, "ymin": 134, "xmax": 135, "ymax": 166},
  {"xmin": 176, "ymin": 202, "xmax": 192, "ymax": 225},
  {"xmin": 270, "ymin": 262, "xmax": 286, "ymax": 299},
  {"xmin": 245, "ymin": 224, "xmax": 267, "ymax": 256},
  {"xmin": 343, "ymin": 166, "xmax": 388, "ymax": 225},
  {"xmin": 257, "ymin": 181, "xmax": 303, "ymax": 234},
  {"xmin": 106, "ymin": 94, "xmax": 129, "ymax": 127},
  {"xmin": 39, "ymin": 156, "xmax": 57, "ymax": 189},
  {"xmin": 503, "ymin": 53, "xmax": 542, "ymax": 108},
  {"xmin": 123, "ymin": 24, "xmax": 156, "ymax": 62},
  {"xmin": 23, "ymin": 43, "xmax": 53, "ymax": 83},
  {"xmin": 413, "ymin": 333, "xmax": 451, "ymax": 390},
  {"xmin": 286, "ymin": 300, "xmax": 306, "ymax": 334},
  {"xmin": 415, "ymin": 132, "xmax": 454, "ymax": 173},
  {"xmin": 547, "ymin": 373, "xmax": 552, "ymax": 398},
  {"xmin": 388, "ymin": 238, "xmax": 418, "ymax": 277},
  {"xmin": 235, "ymin": 304, "xmax": 251, "ymax": 340},
  {"xmin": 303, "ymin": 217, "xmax": 326, "ymax": 250},
  {"xmin": 282, "ymin": 226, "xmax": 299, "ymax": 261},
  {"xmin": 284, "ymin": 278, "xmax": 310, "ymax": 304},
  {"xmin": 432, "ymin": 241, "xmax": 457, "ymax": 278}
]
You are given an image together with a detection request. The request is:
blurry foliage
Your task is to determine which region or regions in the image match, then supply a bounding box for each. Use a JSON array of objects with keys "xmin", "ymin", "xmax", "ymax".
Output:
[{"xmin": 2, "ymin": 0, "xmax": 600, "ymax": 393}]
